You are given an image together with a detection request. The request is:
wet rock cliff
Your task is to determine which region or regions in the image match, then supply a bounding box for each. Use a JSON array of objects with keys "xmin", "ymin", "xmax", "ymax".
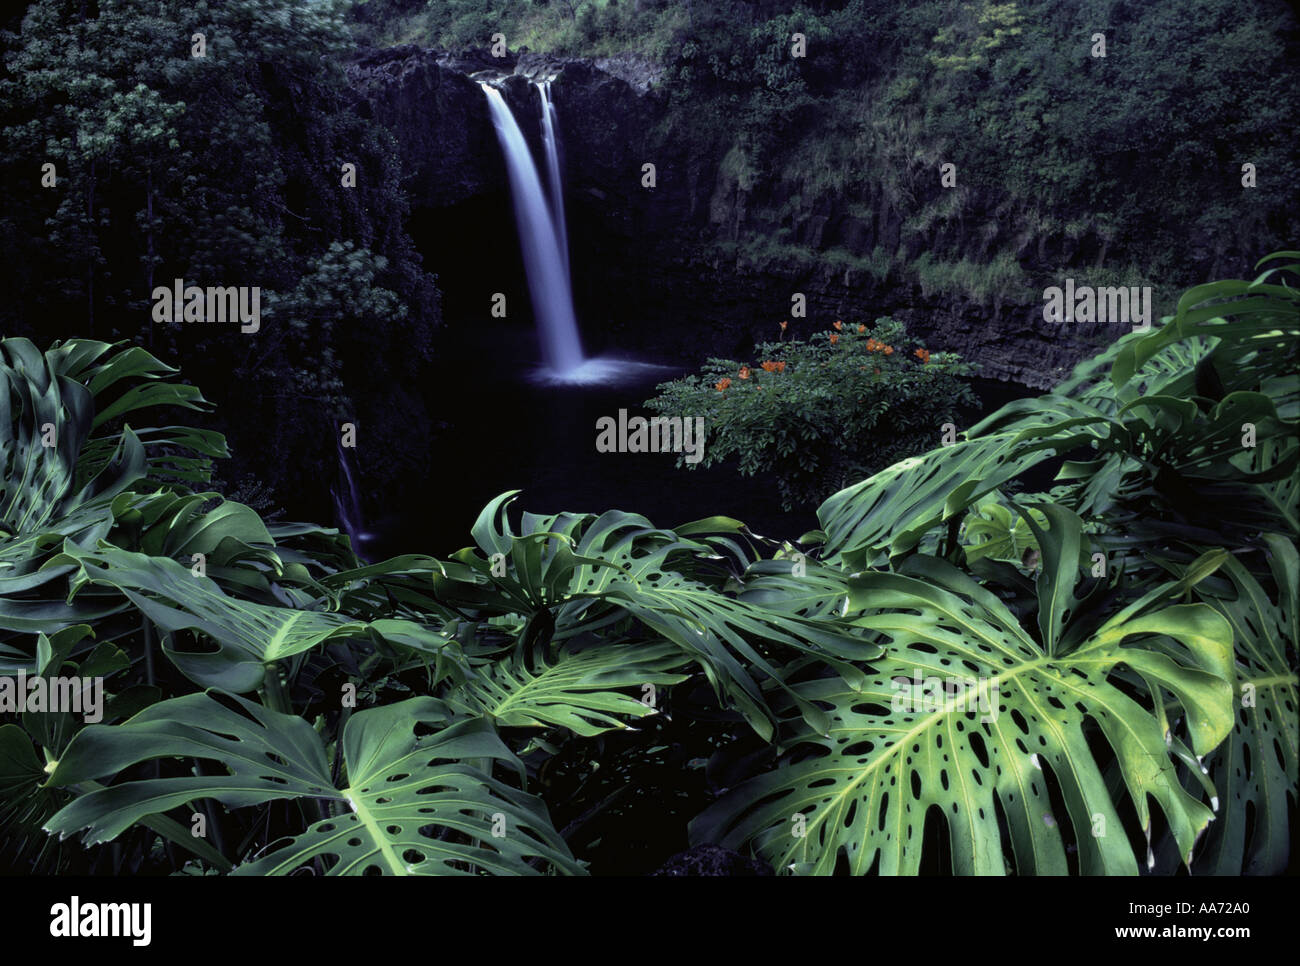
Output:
[{"xmin": 347, "ymin": 46, "xmax": 1129, "ymax": 389}]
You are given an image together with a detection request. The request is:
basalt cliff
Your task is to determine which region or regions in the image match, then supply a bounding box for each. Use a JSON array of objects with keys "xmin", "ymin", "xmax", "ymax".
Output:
[{"xmin": 346, "ymin": 45, "xmax": 1136, "ymax": 388}]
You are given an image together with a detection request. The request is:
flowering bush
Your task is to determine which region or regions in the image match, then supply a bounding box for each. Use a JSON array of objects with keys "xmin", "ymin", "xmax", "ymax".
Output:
[{"xmin": 646, "ymin": 317, "xmax": 977, "ymax": 509}]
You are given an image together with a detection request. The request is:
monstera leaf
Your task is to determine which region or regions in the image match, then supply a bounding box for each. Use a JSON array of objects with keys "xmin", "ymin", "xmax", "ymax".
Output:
[
  {"xmin": 46, "ymin": 339, "xmax": 226, "ymax": 483},
  {"xmin": 43, "ymin": 692, "xmax": 582, "ymax": 875},
  {"xmin": 1110, "ymin": 252, "xmax": 1300, "ymax": 391},
  {"xmin": 0, "ymin": 338, "xmax": 227, "ymax": 636},
  {"xmin": 817, "ymin": 394, "xmax": 1119, "ymax": 565},
  {"xmin": 426, "ymin": 493, "xmax": 876, "ymax": 741},
  {"xmin": 1, "ymin": 339, "xmax": 135, "ymax": 536},
  {"xmin": 692, "ymin": 507, "xmax": 1236, "ymax": 874},
  {"xmin": 127, "ymin": 490, "xmax": 274, "ymax": 563},
  {"xmin": 736, "ymin": 551, "xmax": 863, "ymax": 623},
  {"xmin": 0, "ymin": 623, "xmax": 199, "ymax": 873},
  {"xmin": 819, "ymin": 258, "xmax": 1299, "ymax": 567},
  {"xmin": 961, "ymin": 496, "xmax": 1048, "ymax": 564},
  {"xmin": 0, "ymin": 341, "xmax": 140, "ymax": 633},
  {"xmin": 1189, "ymin": 535, "xmax": 1299, "ymax": 874},
  {"xmin": 443, "ymin": 640, "xmax": 690, "ymax": 736},
  {"xmin": 0, "ymin": 722, "xmax": 72, "ymax": 872},
  {"xmin": 55, "ymin": 544, "xmax": 450, "ymax": 693}
]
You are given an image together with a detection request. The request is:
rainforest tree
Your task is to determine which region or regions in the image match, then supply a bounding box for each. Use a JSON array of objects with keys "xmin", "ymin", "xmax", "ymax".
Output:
[{"xmin": 0, "ymin": 0, "xmax": 440, "ymax": 512}]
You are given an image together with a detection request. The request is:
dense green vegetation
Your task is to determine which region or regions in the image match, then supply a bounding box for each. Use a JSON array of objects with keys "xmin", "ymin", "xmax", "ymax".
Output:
[
  {"xmin": 0, "ymin": 0, "xmax": 440, "ymax": 513},
  {"xmin": 3, "ymin": 255, "xmax": 1294, "ymax": 875},
  {"xmin": 356, "ymin": 0, "xmax": 1299, "ymax": 302},
  {"xmin": 5, "ymin": 0, "xmax": 1294, "ymax": 522},
  {"xmin": 0, "ymin": 0, "xmax": 1294, "ymax": 877},
  {"xmin": 646, "ymin": 316, "xmax": 977, "ymax": 508}
]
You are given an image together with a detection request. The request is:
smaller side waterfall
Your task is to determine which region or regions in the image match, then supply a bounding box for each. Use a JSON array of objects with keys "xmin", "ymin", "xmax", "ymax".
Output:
[
  {"xmin": 331, "ymin": 439, "xmax": 370, "ymax": 554},
  {"xmin": 536, "ymin": 80, "xmax": 570, "ymax": 280}
]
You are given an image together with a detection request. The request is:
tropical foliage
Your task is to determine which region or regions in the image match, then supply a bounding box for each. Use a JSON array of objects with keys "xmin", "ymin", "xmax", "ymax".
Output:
[
  {"xmin": 0, "ymin": 0, "xmax": 440, "ymax": 509},
  {"xmin": 1, "ymin": 254, "xmax": 1296, "ymax": 875},
  {"xmin": 705, "ymin": 250, "xmax": 1299, "ymax": 874},
  {"xmin": 645, "ymin": 317, "xmax": 977, "ymax": 509}
]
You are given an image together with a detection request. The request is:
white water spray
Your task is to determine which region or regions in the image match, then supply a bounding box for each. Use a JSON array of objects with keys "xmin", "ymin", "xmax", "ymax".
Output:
[
  {"xmin": 537, "ymin": 80, "xmax": 570, "ymax": 280},
  {"xmin": 481, "ymin": 82, "xmax": 584, "ymax": 375}
]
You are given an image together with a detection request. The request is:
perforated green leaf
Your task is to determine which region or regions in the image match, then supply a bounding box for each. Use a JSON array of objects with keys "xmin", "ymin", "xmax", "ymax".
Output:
[
  {"xmin": 429, "ymin": 493, "xmax": 876, "ymax": 740},
  {"xmin": 444, "ymin": 640, "xmax": 689, "ymax": 736},
  {"xmin": 1192, "ymin": 535, "xmax": 1299, "ymax": 874},
  {"xmin": 238, "ymin": 701, "xmax": 582, "ymax": 876},
  {"xmin": 44, "ymin": 692, "xmax": 581, "ymax": 875},
  {"xmin": 816, "ymin": 396, "xmax": 1116, "ymax": 565},
  {"xmin": 55, "ymin": 544, "xmax": 445, "ymax": 692},
  {"xmin": 693, "ymin": 510, "xmax": 1236, "ymax": 874}
]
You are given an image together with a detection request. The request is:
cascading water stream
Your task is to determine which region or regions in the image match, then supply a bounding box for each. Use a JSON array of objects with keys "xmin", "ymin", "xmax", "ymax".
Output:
[
  {"xmin": 480, "ymin": 82, "xmax": 585, "ymax": 376},
  {"xmin": 536, "ymin": 80, "xmax": 570, "ymax": 281},
  {"xmin": 331, "ymin": 438, "xmax": 370, "ymax": 555}
]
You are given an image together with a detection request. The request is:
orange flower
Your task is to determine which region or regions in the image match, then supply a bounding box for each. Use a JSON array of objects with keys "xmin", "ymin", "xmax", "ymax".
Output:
[
  {"xmin": 833, "ymin": 320, "xmax": 844, "ymax": 331},
  {"xmin": 777, "ymin": 361, "xmax": 786, "ymax": 372},
  {"xmin": 715, "ymin": 377, "xmax": 732, "ymax": 392},
  {"xmin": 738, "ymin": 366, "xmax": 750, "ymax": 379},
  {"xmin": 780, "ymin": 321, "xmax": 788, "ymax": 331},
  {"xmin": 883, "ymin": 345, "xmax": 894, "ymax": 355},
  {"xmin": 857, "ymin": 324, "xmax": 866, "ymax": 334},
  {"xmin": 914, "ymin": 347, "xmax": 931, "ymax": 363},
  {"xmin": 830, "ymin": 333, "xmax": 840, "ymax": 346},
  {"xmin": 761, "ymin": 360, "xmax": 779, "ymax": 372}
]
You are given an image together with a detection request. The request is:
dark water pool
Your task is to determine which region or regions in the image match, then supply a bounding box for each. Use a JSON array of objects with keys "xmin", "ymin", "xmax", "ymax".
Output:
[{"xmin": 360, "ymin": 316, "xmax": 1036, "ymax": 559}]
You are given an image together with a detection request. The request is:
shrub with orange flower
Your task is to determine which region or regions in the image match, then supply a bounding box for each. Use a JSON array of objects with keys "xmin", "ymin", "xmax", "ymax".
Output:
[{"xmin": 645, "ymin": 315, "xmax": 976, "ymax": 512}]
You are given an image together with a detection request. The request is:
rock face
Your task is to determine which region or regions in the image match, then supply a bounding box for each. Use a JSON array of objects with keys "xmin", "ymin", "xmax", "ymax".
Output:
[
  {"xmin": 346, "ymin": 47, "xmax": 1125, "ymax": 389},
  {"xmin": 347, "ymin": 46, "xmax": 508, "ymax": 208}
]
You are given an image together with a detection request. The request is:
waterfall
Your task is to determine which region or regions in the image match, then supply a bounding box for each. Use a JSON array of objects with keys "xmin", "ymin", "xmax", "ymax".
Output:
[
  {"xmin": 481, "ymin": 82, "xmax": 585, "ymax": 375},
  {"xmin": 331, "ymin": 438, "xmax": 370, "ymax": 555},
  {"xmin": 536, "ymin": 81, "xmax": 570, "ymax": 280}
]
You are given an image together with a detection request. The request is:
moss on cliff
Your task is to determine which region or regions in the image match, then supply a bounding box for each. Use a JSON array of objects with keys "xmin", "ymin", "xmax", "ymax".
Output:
[{"xmin": 352, "ymin": 0, "xmax": 1300, "ymax": 293}]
